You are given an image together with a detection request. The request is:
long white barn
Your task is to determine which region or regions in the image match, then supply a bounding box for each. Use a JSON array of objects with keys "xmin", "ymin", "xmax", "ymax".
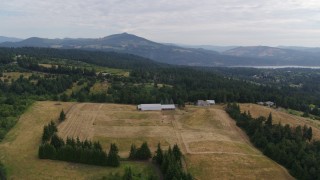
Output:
[{"xmin": 137, "ymin": 104, "xmax": 176, "ymax": 111}]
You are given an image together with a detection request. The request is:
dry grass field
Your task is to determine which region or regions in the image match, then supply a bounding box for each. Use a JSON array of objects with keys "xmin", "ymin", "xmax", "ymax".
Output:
[
  {"xmin": 240, "ymin": 103, "xmax": 320, "ymax": 140},
  {"xmin": 57, "ymin": 103, "xmax": 293, "ymax": 179},
  {"xmin": 58, "ymin": 103, "xmax": 177, "ymax": 156},
  {"xmin": 0, "ymin": 101, "xmax": 155, "ymax": 179}
]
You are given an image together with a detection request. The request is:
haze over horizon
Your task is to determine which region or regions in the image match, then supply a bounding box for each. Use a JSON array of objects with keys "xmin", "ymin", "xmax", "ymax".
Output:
[{"xmin": 1, "ymin": 0, "xmax": 320, "ymax": 47}]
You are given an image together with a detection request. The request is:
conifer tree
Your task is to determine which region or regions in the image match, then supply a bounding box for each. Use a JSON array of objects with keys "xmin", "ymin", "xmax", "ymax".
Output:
[
  {"xmin": 154, "ymin": 143, "xmax": 163, "ymax": 165},
  {"xmin": 137, "ymin": 142, "xmax": 151, "ymax": 160},
  {"xmin": 266, "ymin": 113, "xmax": 272, "ymax": 127},
  {"xmin": 172, "ymin": 144, "xmax": 182, "ymax": 163},
  {"xmin": 129, "ymin": 144, "xmax": 137, "ymax": 159},
  {"xmin": 59, "ymin": 109, "xmax": 66, "ymax": 122},
  {"xmin": 107, "ymin": 143, "xmax": 120, "ymax": 167}
]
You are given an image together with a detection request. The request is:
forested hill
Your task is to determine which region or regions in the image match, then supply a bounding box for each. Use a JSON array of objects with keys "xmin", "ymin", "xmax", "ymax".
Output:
[
  {"xmin": 0, "ymin": 47, "xmax": 166, "ymax": 69},
  {"xmin": 2, "ymin": 33, "xmax": 320, "ymax": 67},
  {"xmin": 0, "ymin": 47, "xmax": 319, "ymax": 113}
]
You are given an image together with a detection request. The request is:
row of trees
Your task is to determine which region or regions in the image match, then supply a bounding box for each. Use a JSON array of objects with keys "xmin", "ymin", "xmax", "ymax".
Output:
[
  {"xmin": 39, "ymin": 122, "xmax": 120, "ymax": 167},
  {"xmin": 226, "ymin": 103, "xmax": 320, "ymax": 179}
]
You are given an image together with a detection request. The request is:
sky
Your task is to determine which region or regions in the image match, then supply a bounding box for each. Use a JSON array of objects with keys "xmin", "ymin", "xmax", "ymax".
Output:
[{"xmin": 1, "ymin": 0, "xmax": 320, "ymax": 46}]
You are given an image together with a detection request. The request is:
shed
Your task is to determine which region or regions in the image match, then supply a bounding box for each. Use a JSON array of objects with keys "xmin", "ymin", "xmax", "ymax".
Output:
[{"xmin": 138, "ymin": 104, "xmax": 162, "ymax": 111}]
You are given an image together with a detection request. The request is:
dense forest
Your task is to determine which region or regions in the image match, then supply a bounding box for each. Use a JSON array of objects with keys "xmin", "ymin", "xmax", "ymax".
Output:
[{"xmin": 226, "ymin": 103, "xmax": 320, "ymax": 179}]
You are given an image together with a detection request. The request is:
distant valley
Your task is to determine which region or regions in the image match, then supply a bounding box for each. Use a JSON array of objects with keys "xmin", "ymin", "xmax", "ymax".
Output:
[{"xmin": 1, "ymin": 33, "xmax": 320, "ymax": 67}]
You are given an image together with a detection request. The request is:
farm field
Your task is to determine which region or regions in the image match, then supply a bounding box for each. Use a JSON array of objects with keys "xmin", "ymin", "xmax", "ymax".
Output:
[
  {"xmin": 240, "ymin": 103, "xmax": 320, "ymax": 140},
  {"xmin": 57, "ymin": 103, "xmax": 293, "ymax": 179},
  {"xmin": 0, "ymin": 101, "xmax": 155, "ymax": 179}
]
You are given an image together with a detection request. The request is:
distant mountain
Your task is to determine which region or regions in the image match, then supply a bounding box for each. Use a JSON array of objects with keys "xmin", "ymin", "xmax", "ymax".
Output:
[
  {"xmin": 0, "ymin": 36, "xmax": 23, "ymax": 43},
  {"xmin": 278, "ymin": 46, "xmax": 320, "ymax": 53},
  {"xmin": 178, "ymin": 45, "xmax": 238, "ymax": 53},
  {"xmin": 224, "ymin": 46, "xmax": 320, "ymax": 66},
  {"xmin": 1, "ymin": 33, "xmax": 320, "ymax": 67}
]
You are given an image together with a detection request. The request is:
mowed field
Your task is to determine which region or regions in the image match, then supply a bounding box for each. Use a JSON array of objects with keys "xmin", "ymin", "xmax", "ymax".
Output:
[
  {"xmin": 0, "ymin": 101, "xmax": 155, "ymax": 180},
  {"xmin": 57, "ymin": 103, "xmax": 293, "ymax": 179},
  {"xmin": 240, "ymin": 103, "xmax": 320, "ymax": 140}
]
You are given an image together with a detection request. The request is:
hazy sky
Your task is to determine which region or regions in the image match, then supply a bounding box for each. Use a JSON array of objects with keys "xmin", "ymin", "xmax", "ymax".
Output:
[{"xmin": 1, "ymin": 0, "xmax": 320, "ymax": 46}]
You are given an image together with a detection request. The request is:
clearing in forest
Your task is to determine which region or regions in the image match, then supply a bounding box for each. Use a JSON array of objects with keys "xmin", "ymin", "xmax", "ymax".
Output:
[{"xmin": 58, "ymin": 103, "xmax": 293, "ymax": 179}]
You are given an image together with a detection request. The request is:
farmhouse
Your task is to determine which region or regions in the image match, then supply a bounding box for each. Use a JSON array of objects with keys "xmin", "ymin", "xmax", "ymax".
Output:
[{"xmin": 137, "ymin": 104, "xmax": 176, "ymax": 111}]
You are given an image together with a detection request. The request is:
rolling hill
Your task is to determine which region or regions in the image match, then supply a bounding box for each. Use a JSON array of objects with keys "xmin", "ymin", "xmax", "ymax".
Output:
[
  {"xmin": 0, "ymin": 36, "xmax": 22, "ymax": 43},
  {"xmin": 1, "ymin": 33, "xmax": 320, "ymax": 67},
  {"xmin": 224, "ymin": 46, "xmax": 320, "ymax": 66}
]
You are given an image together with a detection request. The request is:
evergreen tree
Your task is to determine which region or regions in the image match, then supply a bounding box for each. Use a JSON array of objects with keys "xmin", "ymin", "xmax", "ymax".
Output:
[
  {"xmin": 38, "ymin": 143, "xmax": 56, "ymax": 159},
  {"xmin": 107, "ymin": 143, "xmax": 120, "ymax": 167},
  {"xmin": 129, "ymin": 144, "xmax": 137, "ymax": 159},
  {"xmin": 154, "ymin": 143, "xmax": 163, "ymax": 165},
  {"xmin": 136, "ymin": 142, "xmax": 152, "ymax": 160},
  {"xmin": 266, "ymin": 113, "xmax": 272, "ymax": 127},
  {"xmin": 42, "ymin": 126, "xmax": 51, "ymax": 143},
  {"xmin": 172, "ymin": 144, "xmax": 182, "ymax": 163},
  {"xmin": 59, "ymin": 109, "xmax": 66, "ymax": 122},
  {"xmin": 50, "ymin": 133, "xmax": 65, "ymax": 149},
  {"xmin": 307, "ymin": 127, "xmax": 313, "ymax": 141}
]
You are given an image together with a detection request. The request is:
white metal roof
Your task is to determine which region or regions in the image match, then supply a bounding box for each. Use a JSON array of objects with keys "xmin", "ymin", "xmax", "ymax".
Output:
[
  {"xmin": 138, "ymin": 104, "xmax": 162, "ymax": 111},
  {"xmin": 137, "ymin": 104, "xmax": 175, "ymax": 111},
  {"xmin": 161, "ymin": 104, "xmax": 176, "ymax": 109},
  {"xmin": 206, "ymin": 100, "xmax": 215, "ymax": 104}
]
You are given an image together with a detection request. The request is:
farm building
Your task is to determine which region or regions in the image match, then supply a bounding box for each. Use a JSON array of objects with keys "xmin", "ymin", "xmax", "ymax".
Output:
[
  {"xmin": 196, "ymin": 100, "xmax": 210, "ymax": 106},
  {"xmin": 161, "ymin": 104, "xmax": 176, "ymax": 110},
  {"xmin": 257, "ymin": 101, "xmax": 275, "ymax": 107},
  {"xmin": 206, "ymin": 100, "xmax": 216, "ymax": 105},
  {"xmin": 137, "ymin": 104, "xmax": 176, "ymax": 111},
  {"xmin": 265, "ymin": 101, "xmax": 275, "ymax": 107}
]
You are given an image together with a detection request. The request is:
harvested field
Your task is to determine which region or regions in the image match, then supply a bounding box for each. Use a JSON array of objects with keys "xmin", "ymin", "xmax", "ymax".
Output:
[
  {"xmin": 186, "ymin": 154, "xmax": 292, "ymax": 180},
  {"xmin": 0, "ymin": 101, "xmax": 156, "ymax": 179},
  {"xmin": 240, "ymin": 103, "xmax": 320, "ymax": 140},
  {"xmin": 57, "ymin": 103, "xmax": 293, "ymax": 179},
  {"xmin": 58, "ymin": 103, "xmax": 178, "ymax": 156}
]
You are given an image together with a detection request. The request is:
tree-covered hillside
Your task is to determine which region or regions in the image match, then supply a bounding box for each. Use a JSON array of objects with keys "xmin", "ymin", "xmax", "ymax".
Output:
[{"xmin": 0, "ymin": 47, "xmax": 320, "ymax": 142}]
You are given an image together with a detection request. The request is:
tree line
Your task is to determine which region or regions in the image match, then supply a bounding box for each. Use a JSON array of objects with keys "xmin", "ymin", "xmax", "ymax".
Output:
[
  {"xmin": 226, "ymin": 103, "xmax": 320, "ymax": 179},
  {"xmin": 39, "ymin": 122, "xmax": 120, "ymax": 167}
]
